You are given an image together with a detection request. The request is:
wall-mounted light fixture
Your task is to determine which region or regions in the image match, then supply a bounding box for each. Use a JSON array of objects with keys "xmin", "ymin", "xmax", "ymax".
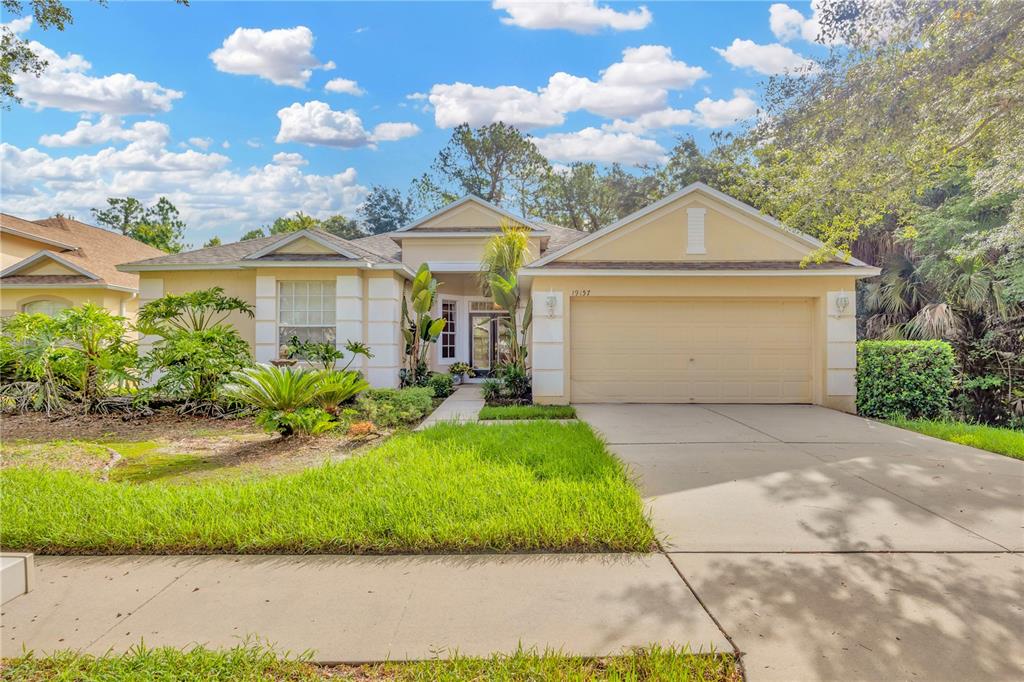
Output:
[
  {"xmin": 545, "ymin": 293, "xmax": 558, "ymax": 318},
  {"xmin": 833, "ymin": 291, "xmax": 850, "ymax": 317}
]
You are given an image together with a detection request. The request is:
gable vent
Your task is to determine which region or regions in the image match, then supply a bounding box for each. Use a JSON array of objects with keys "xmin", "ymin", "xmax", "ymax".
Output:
[{"xmin": 687, "ymin": 207, "xmax": 707, "ymax": 254}]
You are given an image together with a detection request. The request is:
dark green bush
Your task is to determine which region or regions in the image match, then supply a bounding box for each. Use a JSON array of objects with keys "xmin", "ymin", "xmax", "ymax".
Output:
[
  {"xmin": 427, "ymin": 372, "xmax": 454, "ymax": 398},
  {"xmin": 356, "ymin": 387, "xmax": 434, "ymax": 427},
  {"xmin": 856, "ymin": 340, "xmax": 955, "ymax": 419}
]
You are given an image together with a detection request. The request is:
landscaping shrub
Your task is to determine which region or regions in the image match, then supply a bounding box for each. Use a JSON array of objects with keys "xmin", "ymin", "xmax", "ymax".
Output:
[
  {"xmin": 256, "ymin": 406, "xmax": 337, "ymax": 436},
  {"xmin": 141, "ymin": 325, "xmax": 251, "ymax": 412},
  {"xmin": 356, "ymin": 387, "xmax": 434, "ymax": 427},
  {"xmin": 0, "ymin": 305, "xmax": 136, "ymax": 415},
  {"xmin": 481, "ymin": 363, "xmax": 532, "ymax": 405},
  {"xmin": 857, "ymin": 340, "xmax": 956, "ymax": 419},
  {"xmin": 313, "ymin": 370, "xmax": 369, "ymax": 413},
  {"xmin": 427, "ymin": 372, "xmax": 454, "ymax": 398}
]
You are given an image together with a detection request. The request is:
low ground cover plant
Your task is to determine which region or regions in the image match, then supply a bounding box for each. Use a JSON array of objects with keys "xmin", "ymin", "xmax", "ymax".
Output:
[
  {"xmin": 481, "ymin": 363, "xmax": 532, "ymax": 405},
  {"xmin": 226, "ymin": 365, "xmax": 368, "ymax": 436},
  {"xmin": 356, "ymin": 387, "xmax": 435, "ymax": 427},
  {"xmin": 0, "ymin": 642, "xmax": 739, "ymax": 681},
  {"xmin": 479, "ymin": 404, "xmax": 576, "ymax": 420},
  {"xmin": 427, "ymin": 371, "xmax": 454, "ymax": 398},
  {"xmin": 0, "ymin": 422, "xmax": 654, "ymax": 554},
  {"xmin": 888, "ymin": 417, "xmax": 1024, "ymax": 460},
  {"xmin": 857, "ymin": 340, "xmax": 956, "ymax": 419}
]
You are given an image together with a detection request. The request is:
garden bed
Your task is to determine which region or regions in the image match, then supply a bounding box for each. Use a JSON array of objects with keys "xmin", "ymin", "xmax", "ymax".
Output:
[
  {"xmin": 479, "ymin": 404, "xmax": 577, "ymax": 420},
  {"xmin": 888, "ymin": 418, "xmax": 1024, "ymax": 460},
  {"xmin": 0, "ymin": 643, "xmax": 739, "ymax": 681},
  {"xmin": 0, "ymin": 422, "xmax": 654, "ymax": 554}
]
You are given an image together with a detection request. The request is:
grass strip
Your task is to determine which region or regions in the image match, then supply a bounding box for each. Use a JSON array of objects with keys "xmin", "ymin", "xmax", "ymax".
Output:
[
  {"xmin": 1, "ymin": 642, "xmax": 739, "ymax": 681},
  {"xmin": 479, "ymin": 404, "xmax": 577, "ymax": 420},
  {"xmin": 0, "ymin": 422, "xmax": 654, "ymax": 554},
  {"xmin": 888, "ymin": 418, "xmax": 1024, "ymax": 460}
]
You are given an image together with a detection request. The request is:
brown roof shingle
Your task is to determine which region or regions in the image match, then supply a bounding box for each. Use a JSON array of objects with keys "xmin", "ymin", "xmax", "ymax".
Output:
[{"xmin": 1, "ymin": 214, "xmax": 166, "ymax": 289}]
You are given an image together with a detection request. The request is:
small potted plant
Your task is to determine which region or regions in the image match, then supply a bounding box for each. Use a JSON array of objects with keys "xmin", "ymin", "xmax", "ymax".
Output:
[{"xmin": 449, "ymin": 362, "xmax": 474, "ymax": 385}]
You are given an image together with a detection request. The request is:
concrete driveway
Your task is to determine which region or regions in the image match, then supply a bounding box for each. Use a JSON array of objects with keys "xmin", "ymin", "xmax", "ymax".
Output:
[{"xmin": 577, "ymin": 404, "xmax": 1024, "ymax": 681}]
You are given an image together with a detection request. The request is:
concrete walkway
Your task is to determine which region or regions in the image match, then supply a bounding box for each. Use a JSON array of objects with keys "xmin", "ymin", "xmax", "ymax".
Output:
[
  {"xmin": 0, "ymin": 554, "xmax": 728, "ymax": 662},
  {"xmin": 578, "ymin": 404, "xmax": 1024, "ymax": 682},
  {"xmin": 416, "ymin": 384, "xmax": 483, "ymax": 428}
]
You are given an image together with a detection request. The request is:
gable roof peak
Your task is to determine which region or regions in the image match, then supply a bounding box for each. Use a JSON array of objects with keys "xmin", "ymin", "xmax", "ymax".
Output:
[{"xmin": 396, "ymin": 194, "xmax": 543, "ymax": 232}]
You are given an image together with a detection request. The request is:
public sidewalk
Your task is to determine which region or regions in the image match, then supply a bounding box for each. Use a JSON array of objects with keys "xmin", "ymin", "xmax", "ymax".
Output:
[{"xmin": 0, "ymin": 553, "xmax": 727, "ymax": 662}]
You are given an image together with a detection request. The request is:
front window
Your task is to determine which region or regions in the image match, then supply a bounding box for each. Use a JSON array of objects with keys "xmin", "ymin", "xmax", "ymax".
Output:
[
  {"xmin": 440, "ymin": 300, "xmax": 456, "ymax": 360},
  {"xmin": 278, "ymin": 280, "xmax": 335, "ymax": 346},
  {"xmin": 22, "ymin": 299, "xmax": 69, "ymax": 316}
]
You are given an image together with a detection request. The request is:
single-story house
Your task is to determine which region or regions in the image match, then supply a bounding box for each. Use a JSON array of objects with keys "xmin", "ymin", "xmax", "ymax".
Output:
[
  {"xmin": 1, "ymin": 213, "xmax": 165, "ymax": 319},
  {"xmin": 119, "ymin": 183, "xmax": 879, "ymax": 411}
]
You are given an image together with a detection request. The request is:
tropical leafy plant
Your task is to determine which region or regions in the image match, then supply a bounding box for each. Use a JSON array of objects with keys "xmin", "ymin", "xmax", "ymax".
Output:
[
  {"xmin": 138, "ymin": 287, "xmax": 254, "ymax": 334},
  {"xmin": 285, "ymin": 336, "xmax": 373, "ymax": 372},
  {"xmin": 480, "ymin": 220, "xmax": 534, "ymax": 370},
  {"xmin": 401, "ymin": 264, "xmax": 446, "ymax": 386},
  {"xmin": 142, "ymin": 325, "xmax": 251, "ymax": 412},
  {"xmin": 256, "ymin": 406, "xmax": 337, "ymax": 437},
  {"xmin": 314, "ymin": 370, "xmax": 370, "ymax": 413},
  {"xmin": 448, "ymin": 362, "xmax": 474, "ymax": 378}
]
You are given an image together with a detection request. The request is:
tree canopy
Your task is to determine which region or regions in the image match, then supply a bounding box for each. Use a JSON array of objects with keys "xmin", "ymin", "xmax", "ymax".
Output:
[{"xmin": 91, "ymin": 196, "xmax": 189, "ymax": 253}]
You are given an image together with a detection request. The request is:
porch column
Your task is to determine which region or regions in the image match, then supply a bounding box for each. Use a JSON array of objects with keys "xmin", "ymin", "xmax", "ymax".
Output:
[
  {"xmin": 137, "ymin": 277, "xmax": 164, "ymax": 386},
  {"xmin": 254, "ymin": 275, "xmax": 277, "ymax": 363},
  {"xmin": 366, "ymin": 275, "xmax": 402, "ymax": 388},
  {"xmin": 826, "ymin": 289, "xmax": 857, "ymax": 410},
  {"xmin": 335, "ymin": 273, "xmax": 364, "ymax": 371},
  {"xmin": 531, "ymin": 290, "xmax": 564, "ymax": 399}
]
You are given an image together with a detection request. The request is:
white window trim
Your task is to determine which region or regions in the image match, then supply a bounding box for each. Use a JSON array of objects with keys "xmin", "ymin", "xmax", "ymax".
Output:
[
  {"xmin": 437, "ymin": 296, "xmax": 459, "ymax": 365},
  {"xmin": 277, "ymin": 280, "xmax": 336, "ymax": 347}
]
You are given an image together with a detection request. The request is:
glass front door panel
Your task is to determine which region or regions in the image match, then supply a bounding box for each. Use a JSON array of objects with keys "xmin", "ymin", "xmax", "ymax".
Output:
[
  {"xmin": 495, "ymin": 317, "xmax": 513, "ymax": 366},
  {"xmin": 471, "ymin": 316, "xmax": 491, "ymax": 371}
]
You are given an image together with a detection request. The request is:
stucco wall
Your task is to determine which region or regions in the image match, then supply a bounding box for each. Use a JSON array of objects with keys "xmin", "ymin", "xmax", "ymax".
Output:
[
  {"xmin": 1, "ymin": 233, "xmax": 54, "ymax": 269},
  {"xmin": 529, "ymin": 274, "xmax": 858, "ymax": 412},
  {"xmin": 562, "ymin": 196, "xmax": 810, "ymax": 262},
  {"xmin": 0, "ymin": 288, "xmax": 137, "ymax": 320}
]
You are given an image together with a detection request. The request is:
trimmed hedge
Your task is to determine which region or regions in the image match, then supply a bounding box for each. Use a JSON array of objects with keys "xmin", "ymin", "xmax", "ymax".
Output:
[{"xmin": 856, "ymin": 340, "xmax": 955, "ymax": 419}]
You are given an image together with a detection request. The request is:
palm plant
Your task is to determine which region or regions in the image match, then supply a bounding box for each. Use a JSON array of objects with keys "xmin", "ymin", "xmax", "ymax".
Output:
[
  {"xmin": 401, "ymin": 264, "xmax": 446, "ymax": 385},
  {"xmin": 480, "ymin": 219, "xmax": 533, "ymax": 368},
  {"xmin": 226, "ymin": 364, "xmax": 324, "ymax": 412},
  {"xmin": 314, "ymin": 370, "xmax": 370, "ymax": 413}
]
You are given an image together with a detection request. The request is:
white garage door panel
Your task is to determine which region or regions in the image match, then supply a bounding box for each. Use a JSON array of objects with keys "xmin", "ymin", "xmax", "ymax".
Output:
[{"xmin": 571, "ymin": 299, "xmax": 813, "ymax": 403}]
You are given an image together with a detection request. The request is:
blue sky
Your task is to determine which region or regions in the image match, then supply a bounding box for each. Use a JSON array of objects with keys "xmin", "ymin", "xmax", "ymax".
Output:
[{"xmin": 1, "ymin": 1, "xmax": 828, "ymax": 243}]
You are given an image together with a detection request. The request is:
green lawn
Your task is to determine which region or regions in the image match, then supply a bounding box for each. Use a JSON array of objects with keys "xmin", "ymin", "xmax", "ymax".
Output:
[
  {"xmin": 1, "ymin": 643, "xmax": 739, "ymax": 681},
  {"xmin": 888, "ymin": 418, "xmax": 1024, "ymax": 460},
  {"xmin": 0, "ymin": 422, "xmax": 653, "ymax": 554},
  {"xmin": 479, "ymin": 404, "xmax": 577, "ymax": 420}
]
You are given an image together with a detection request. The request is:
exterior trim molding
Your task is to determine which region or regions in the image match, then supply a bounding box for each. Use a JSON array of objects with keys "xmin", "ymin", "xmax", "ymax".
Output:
[
  {"xmin": 395, "ymin": 195, "xmax": 543, "ymax": 232},
  {"xmin": 0, "ymin": 250, "xmax": 100, "ymax": 280},
  {"xmin": 528, "ymin": 182, "xmax": 873, "ymax": 269},
  {"xmin": 520, "ymin": 266, "xmax": 881, "ymax": 278},
  {"xmin": 0, "ymin": 226, "xmax": 78, "ymax": 252},
  {"xmin": 242, "ymin": 229, "xmax": 362, "ymax": 260},
  {"xmin": 0, "ymin": 282, "xmax": 135, "ymax": 293}
]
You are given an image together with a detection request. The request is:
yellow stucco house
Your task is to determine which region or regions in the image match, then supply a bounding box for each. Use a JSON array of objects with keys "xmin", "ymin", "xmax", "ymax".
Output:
[
  {"xmin": 1, "ymin": 213, "xmax": 165, "ymax": 319},
  {"xmin": 119, "ymin": 184, "xmax": 879, "ymax": 411}
]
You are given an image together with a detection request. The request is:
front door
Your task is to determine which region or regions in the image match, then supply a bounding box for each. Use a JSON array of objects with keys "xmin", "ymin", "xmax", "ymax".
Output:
[{"xmin": 470, "ymin": 313, "xmax": 512, "ymax": 377}]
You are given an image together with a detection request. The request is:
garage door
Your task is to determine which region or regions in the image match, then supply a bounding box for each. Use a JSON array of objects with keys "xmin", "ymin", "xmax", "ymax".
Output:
[{"xmin": 570, "ymin": 298, "xmax": 813, "ymax": 403}]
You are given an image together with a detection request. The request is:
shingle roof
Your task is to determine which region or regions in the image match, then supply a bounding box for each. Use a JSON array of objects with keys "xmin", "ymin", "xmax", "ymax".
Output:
[
  {"xmin": 537, "ymin": 223, "xmax": 589, "ymax": 253},
  {"xmin": 0, "ymin": 274, "xmax": 97, "ymax": 286},
  {"xmin": 532, "ymin": 260, "xmax": 860, "ymax": 271},
  {"xmin": 120, "ymin": 228, "xmax": 402, "ymax": 269},
  {"xmin": 351, "ymin": 232, "xmax": 402, "ymax": 260},
  {"xmin": 1, "ymin": 214, "xmax": 166, "ymax": 289}
]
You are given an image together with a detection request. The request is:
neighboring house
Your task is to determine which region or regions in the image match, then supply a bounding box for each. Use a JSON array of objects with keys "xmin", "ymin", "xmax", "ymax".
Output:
[
  {"xmin": 119, "ymin": 184, "xmax": 879, "ymax": 411},
  {"xmin": 0, "ymin": 213, "xmax": 166, "ymax": 319}
]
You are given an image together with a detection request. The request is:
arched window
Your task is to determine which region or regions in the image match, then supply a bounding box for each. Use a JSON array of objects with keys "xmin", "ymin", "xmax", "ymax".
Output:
[{"xmin": 22, "ymin": 299, "xmax": 70, "ymax": 316}]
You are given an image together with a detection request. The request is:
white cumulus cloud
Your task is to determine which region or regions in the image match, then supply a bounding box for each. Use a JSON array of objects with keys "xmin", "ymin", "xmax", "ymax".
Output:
[
  {"xmin": 38, "ymin": 116, "xmax": 170, "ymax": 148},
  {"xmin": 533, "ymin": 127, "xmax": 667, "ymax": 165},
  {"xmin": 1, "ymin": 136, "xmax": 366, "ymax": 238},
  {"xmin": 275, "ymin": 101, "xmax": 419, "ymax": 149},
  {"xmin": 493, "ymin": 0, "xmax": 652, "ymax": 33},
  {"xmin": 272, "ymin": 151, "xmax": 308, "ymax": 167},
  {"xmin": 210, "ymin": 26, "xmax": 332, "ymax": 87},
  {"xmin": 370, "ymin": 122, "xmax": 421, "ymax": 142},
  {"xmin": 14, "ymin": 40, "xmax": 182, "ymax": 114},
  {"xmin": 694, "ymin": 89, "xmax": 759, "ymax": 128},
  {"xmin": 769, "ymin": 1, "xmax": 840, "ymax": 45},
  {"xmin": 324, "ymin": 78, "xmax": 365, "ymax": 96},
  {"xmin": 604, "ymin": 108, "xmax": 696, "ymax": 135},
  {"xmin": 188, "ymin": 137, "xmax": 213, "ymax": 150},
  {"xmin": 428, "ymin": 45, "xmax": 707, "ymax": 128},
  {"xmin": 713, "ymin": 38, "xmax": 816, "ymax": 76}
]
